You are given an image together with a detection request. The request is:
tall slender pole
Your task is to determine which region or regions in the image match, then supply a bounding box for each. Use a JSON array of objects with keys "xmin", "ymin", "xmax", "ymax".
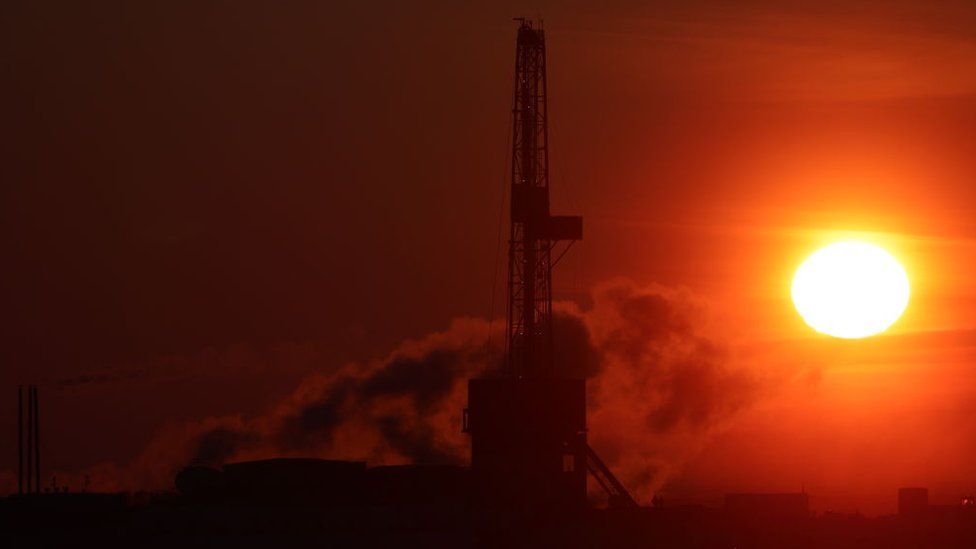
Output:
[
  {"xmin": 33, "ymin": 386, "xmax": 40, "ymax": 493},
  {"xmin": 26, "ymin": 386, "xmax": 33, "ymax": 494},
  {"xmin": 17, "ymin": 386, "xmax": 22, "ymax": 496}
]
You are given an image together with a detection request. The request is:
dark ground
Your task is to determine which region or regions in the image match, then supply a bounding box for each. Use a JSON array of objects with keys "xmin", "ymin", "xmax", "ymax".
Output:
[{"xmin": 3, "ymin": 493, "xmax": 976, "ymax": 548}]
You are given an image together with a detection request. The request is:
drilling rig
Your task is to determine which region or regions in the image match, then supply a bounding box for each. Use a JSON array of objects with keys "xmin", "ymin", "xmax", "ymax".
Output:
[{"xmin": 464, "ymin": 19, "xmax": 637, "ymax": 512}]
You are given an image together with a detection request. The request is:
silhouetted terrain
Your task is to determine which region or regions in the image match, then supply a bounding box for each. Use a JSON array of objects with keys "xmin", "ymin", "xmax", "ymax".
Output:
[{"xmin": 4, "ymin": 486, "xmax": 976, "ymax": 548}]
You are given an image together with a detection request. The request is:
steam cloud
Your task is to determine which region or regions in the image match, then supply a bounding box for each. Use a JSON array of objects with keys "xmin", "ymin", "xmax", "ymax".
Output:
[{"xmin": 50, "ymin": 280, "xmax": 770, "ymax": 501}]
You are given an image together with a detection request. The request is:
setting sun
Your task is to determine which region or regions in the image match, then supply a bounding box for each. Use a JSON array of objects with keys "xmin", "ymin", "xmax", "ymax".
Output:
[{"xmin": 792, "ymin": 241, "xmax": 910, "ymax": 339}]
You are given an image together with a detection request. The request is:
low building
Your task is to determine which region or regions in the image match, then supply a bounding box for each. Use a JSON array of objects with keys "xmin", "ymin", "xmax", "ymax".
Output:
[
  {"xmin": 724, "ymin": 493, "xmax": 810, "ymax": 521},
  {"xmin": 898, "ymin": 487, "xmax": 929, "ymax": 517}
]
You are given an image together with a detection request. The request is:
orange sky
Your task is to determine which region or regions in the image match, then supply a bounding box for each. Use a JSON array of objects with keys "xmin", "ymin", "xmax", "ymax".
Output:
[{"xmin": 4, "ymin": 0, "xmax": 976, "ymax": 515}]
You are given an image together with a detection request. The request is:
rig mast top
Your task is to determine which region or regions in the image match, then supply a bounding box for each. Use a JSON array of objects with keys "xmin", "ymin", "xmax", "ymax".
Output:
[{"xmin": 506, "ymin": 19, "xmax": 582, "ymax": 379}]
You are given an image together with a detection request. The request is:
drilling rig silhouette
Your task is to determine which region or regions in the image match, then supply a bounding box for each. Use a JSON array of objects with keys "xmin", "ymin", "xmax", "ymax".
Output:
[
  {"xmin": 464, "ymin": 19, "xmax": 636, "ymax": 511},
  {"xmin": 5, "ymin": 19, "xmax": 637, "ymax": 528},
  {"xmin": 12, "ymin": 18, "xmax": 976, "ymax": 549}
]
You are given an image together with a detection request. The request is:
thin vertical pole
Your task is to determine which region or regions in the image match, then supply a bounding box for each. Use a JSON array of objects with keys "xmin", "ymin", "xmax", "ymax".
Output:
[
  {"xmin": 33, "ymin": 386, "xmax": 40, "ymax": 493},
  {"xmin": 17, "ymin": 386, "xmax": 22, "ymax": 495},
  {"xmin": 26, "ymin": 386, "xmax": 33, "ymax": 494}
]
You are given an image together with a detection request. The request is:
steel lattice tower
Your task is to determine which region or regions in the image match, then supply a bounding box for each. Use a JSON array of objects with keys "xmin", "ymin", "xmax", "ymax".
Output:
[
  {"xmin": 506, "ymin": 19, "xmax": 580, "ymax": 379},
  {"xmin": 465, "ymin": 20, "xmax": 635, "ymax": 512}
]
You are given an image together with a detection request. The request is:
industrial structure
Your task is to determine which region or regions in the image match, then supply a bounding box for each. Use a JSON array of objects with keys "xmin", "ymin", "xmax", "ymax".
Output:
[
  {"xmin": 899, "ymin": 487, "xmax": 929, "ymax": 516},
  {"xmin": 724, "ymin": 493, "xmax": 810, "ymax": 521},
  {"xmin": 463, "ymin": 19, "xmax": 636, "ymax": 511},
  {"xmin": 8, "ymin": 19, "xmax": 976, "ymax": 548}
]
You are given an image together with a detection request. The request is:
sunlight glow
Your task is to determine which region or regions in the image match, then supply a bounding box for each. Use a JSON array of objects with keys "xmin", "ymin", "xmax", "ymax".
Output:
[{"xmin": 791, "ymin": 241, "xmax": 910, "ymax": 339}]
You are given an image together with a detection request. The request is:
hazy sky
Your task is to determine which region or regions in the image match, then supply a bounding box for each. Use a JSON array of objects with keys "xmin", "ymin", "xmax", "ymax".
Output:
[{"xmin": 4, "ymin": 1, "xmax": 976, "ymax": 513}]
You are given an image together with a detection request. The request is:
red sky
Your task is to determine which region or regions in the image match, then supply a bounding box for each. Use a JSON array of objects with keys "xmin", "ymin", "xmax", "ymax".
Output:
[{"xmin": 4, "ymin": 1, "xmax": 976, "ymax": 515}]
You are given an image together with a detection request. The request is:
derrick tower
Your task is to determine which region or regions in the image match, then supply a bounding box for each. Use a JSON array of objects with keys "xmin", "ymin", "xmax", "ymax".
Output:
[
  {"xmin": 465, "ymin": 20, "xmax": 636, "ymax": 512},
  {"xmin": 505, "ymin": 19, "xmax": 581, "ymax": 379}
]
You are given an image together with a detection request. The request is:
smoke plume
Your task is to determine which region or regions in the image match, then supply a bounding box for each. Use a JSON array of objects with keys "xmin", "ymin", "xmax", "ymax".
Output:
[{"xmin": 59, "ymin": 280, "xmax": 774, "ymax": 501}]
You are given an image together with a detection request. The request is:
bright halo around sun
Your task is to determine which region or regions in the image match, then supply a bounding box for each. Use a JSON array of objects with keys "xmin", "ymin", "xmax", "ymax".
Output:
[{"xmin": 791, "ymin": 241, "xmax": 910, "ymax": 339}]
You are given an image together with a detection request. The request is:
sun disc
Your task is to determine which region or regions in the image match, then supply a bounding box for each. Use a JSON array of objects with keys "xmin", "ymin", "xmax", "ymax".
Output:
[{"xmin": 791, "ymin": 241, "xmax": 909, "ymax": 339}]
